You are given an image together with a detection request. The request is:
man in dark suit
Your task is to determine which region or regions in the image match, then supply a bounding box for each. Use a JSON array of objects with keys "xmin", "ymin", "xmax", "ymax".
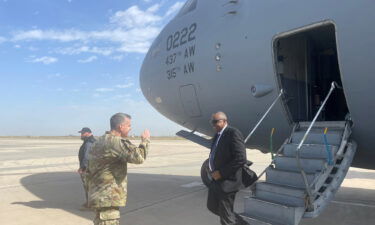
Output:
[
  {"xmin": 77, "ymin": 127, "xmax": 96, "ymax": 209},
  {"xmin": 207, "ymin": 112, "xmax": 248, "ymax": 225}
]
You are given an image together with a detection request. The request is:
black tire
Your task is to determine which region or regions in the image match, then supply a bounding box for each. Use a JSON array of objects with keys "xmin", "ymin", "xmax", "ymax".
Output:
[{"xmin": 200, "ymin": 159, "xmax": 211, "ymax": 187}]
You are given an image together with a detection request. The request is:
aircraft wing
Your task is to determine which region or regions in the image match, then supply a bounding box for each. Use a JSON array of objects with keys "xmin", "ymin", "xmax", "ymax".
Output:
[{"xmin": 176, "ymin": 130, "xmax": 211, "ymax": 149}]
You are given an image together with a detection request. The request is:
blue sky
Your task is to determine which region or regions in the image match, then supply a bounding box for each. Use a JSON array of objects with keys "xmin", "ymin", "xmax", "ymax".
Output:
[{"xmin": 0, "ymin": 0, "xmax": 184, "ymax": 136}]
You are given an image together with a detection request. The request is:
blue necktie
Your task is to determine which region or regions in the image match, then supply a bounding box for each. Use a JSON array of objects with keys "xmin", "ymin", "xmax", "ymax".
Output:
[{"xmin": 209, "ymin": 134, "xmax": 220, "ymax": 171}]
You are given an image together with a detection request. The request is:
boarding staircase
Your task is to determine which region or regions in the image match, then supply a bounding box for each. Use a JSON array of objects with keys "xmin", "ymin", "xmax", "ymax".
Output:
[
  {"xmin": 176, "ymin": 82, "xmax": 357, "ymax": 225},
  {"xmin": 240, "ymin": 120, "xmax": 356, "ymax": 225},
  {"xmin": 240, "ymin": 82, "xmax": 357, "ymax": 225}
]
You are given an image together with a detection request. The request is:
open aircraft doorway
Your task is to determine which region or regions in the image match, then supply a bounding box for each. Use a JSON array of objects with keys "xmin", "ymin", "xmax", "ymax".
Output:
[{"xmin": 273, "ymin": 21, "xmax": 349, "ymax": 123}]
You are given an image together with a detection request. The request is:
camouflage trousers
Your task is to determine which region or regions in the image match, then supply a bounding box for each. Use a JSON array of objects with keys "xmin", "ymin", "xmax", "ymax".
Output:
[{"xmin": 94, "ymin": 207, "xmax": 120, "ymax": 225}]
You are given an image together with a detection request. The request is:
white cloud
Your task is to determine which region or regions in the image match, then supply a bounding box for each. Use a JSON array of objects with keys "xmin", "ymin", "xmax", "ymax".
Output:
[
  {"xmin": 28, "ymin": 46, "xmax": 38, "ymax": 51},
  {"xmin": 13, "ymin": 29, "xmax": 88, "ymax": 42},
  {"xmin": 14, "ymin": 44, "xmax": 21, "ymax": 48},
  {"xmin": 56, "ymin": 46, "xmax": 113, "ymax": 56},
  {"xmin": 0, "ymin": 36, "xmax": 6, "ymax": 43},
  {"xmin": 109, "ymin": 5, "xmax": 162, "ymax": 29},
  {"xmin": 47, "ymin": 73, "xmax": 63, "ymax": 79},
  {"xmin": 165, "ymin": 2, "xmax": 185, "ymax": 17},
  {"xmin": 111, "ymin": 55, "xmax": 124, "ymax": 61},
  {"xmin": 12, "ymin": 28, "xmax": 158, "ymax": 54},
  {"xmin": 136, "ymin": 88, "xmax": 142, "ymax": 93},
  {"xmin": 29, "ymin": 56, "xmax": 58, "ymax": 64},
  {"xmin": 10, "ymin": 3, "xmax": 184, "ymax": 54},
  {"xmin": 78, "ymin": 55, "xmax": 98, "ymax": 63},
  {"xmin": 112, "ymin": 94, "xmax": 131, "ymax": 99},
  {"xmin": 95, "ymin": 88, "xmax": 113, "ymax": 92},
  {"xmin": 116, "ymin": 83, "xmax": 134, "ymax": 88}
]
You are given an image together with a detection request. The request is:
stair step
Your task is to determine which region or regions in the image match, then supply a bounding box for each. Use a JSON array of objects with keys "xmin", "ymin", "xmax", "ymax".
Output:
[
  {"xmin": 266, "ymin": 168, "xmax": 317, "ymax": 189},
  {"xmin": 240, "ymin": 213, "xmax": 284, "ymax": 225},
  {"xmin": 291, "ymin": 131, "xmax": 342, "ymax": 145},
  {"xmin": 283, "ymin": 144, "xmax": 339, "ymax": 159},
  {"xmin": 303, "ymin": 141, "xmax": 357, "ymax": 218},
  {"xmin": 255, "ymin": 182, "xmax": 306, "ymax": 207},
  {"xmin": 244, "ymin": 197, "xmax": 305, "ymax": 225},
  {"xmin": 240, "ymin": 121, "xmax": 353, "ymax": 224},
  {"xmin": 299, "ymin": 121, "xmax": 346, "ymax": 129},
  {"xmin": 274, "ymin": 156, "xmax": 326, "ymax": 173}
]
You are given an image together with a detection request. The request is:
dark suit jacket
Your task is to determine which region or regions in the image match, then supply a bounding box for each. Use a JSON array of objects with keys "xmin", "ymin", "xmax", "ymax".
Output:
[
  {"xmin": 210, "ymin": 126, "xmax": 247, "ymax": 192},
  {"xmin": 78, "ymin": 135, "xmax": 96, "ymax": 170}
]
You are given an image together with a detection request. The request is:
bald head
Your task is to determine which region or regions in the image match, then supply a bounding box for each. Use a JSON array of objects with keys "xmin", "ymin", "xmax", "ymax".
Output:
[
  {"xmin": 212, "ymin": 111, "xmax": 227, "ymax": 120},
  {"xmin": 211, "ymin": 111, "xmax": 228, "ymax": 132}
]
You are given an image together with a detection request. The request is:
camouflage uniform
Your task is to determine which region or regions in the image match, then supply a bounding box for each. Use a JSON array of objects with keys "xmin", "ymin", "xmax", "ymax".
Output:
[{"xmin": 87, "ymin": 133, "xmax": 149, "ymax": 225}]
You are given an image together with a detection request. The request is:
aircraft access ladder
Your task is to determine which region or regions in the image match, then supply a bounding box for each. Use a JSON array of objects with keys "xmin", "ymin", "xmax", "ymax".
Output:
[
  {"xmin": 241, "ymin": 82, "xmax": 357, "ymax": 225},
  {"xmin": 176, "ymin": 82, "xmax": 357, "ymax": 225},
  {"xmin": 241, "ymin": 120, "xmax": 356, "ymax": 225}
]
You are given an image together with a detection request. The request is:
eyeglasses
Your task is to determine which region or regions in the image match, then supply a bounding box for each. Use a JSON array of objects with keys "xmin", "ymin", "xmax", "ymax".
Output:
[{"xmin": 210, "ymin": 119, "xmax": 225, "ymax": 125}]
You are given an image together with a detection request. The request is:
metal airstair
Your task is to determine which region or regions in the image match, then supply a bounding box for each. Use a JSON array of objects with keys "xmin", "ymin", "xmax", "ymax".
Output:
[
  {"xmin": 176, "ymin": 82, "xmax": 357, "ymax": 225},
  {"xmin": 241, "ymin": 121, "xmax": 356, "ymax": 225},
  {"xmin": 240, "ymin": 82, "xmax": 357, "ymax": 225}
]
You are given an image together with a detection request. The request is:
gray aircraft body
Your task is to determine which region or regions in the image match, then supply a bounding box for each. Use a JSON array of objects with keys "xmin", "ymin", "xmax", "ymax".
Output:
[
  {"xmin": 140, "ymin": 1, "xmax": 375, "ymax": 223},
  {"xmin": 140, "ymin": 0, "xmax": 375, "ymax": 169}
]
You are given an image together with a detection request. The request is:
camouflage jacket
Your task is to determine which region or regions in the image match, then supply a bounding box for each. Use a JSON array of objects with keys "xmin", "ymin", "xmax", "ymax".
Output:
[{"xmin": 87, "ymin": 133, "xmax": 149, "ymax": 208}]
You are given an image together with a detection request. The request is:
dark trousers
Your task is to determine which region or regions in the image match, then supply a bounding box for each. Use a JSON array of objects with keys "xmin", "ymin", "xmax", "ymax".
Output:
[
  {"xmin": 80, "ymin": 172, "xmax": 88, "ymax": 204},
  {"xmin": 207, "ymin": 181, "xmax": 247, "ymax": 225}
]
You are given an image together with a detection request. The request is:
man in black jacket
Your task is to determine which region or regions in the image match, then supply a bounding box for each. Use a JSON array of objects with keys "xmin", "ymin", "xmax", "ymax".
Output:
[
  {"xmin": 207, "ymin": 112, "xmax": 248, "ymax": 225},
  {"xmin": 78, "ymin": 127, "xmax": 96, "ymax": 209}
]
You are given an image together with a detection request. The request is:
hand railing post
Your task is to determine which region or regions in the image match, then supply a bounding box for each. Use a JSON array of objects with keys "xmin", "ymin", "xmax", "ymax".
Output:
[
  {"xmin": 243, "ymin": 89, "xmax": 284, "ymax": 194},
  {"xmin": 245, "ymin": 89, "xmax": 284, "ymax": 143},
  {"xmin": 296, "ymin": 81, "xmax": 337, "ymax": 210}
]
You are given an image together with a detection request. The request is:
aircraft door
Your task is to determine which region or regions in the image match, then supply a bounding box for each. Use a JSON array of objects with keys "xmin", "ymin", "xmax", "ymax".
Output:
[
  {"xmin": 275, "ymin": 36, "xmax": 311, "ymax": 122},
  {"xmin": 179, "ymin": 84, "xmax": 202, "ymax": 118},
  {"xmin": 274, "ymin": 22, "xmax": 349, "ymax": 123}
]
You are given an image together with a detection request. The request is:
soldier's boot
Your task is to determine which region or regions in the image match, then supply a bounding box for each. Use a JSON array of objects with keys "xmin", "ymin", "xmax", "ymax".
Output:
[
  {"xmin": 94, "ymin": 219, "xmax": 119, "ymax": 225},
  {"xmin": 94, "ymin": 207, "xmax": 120, "ymax": 225}
]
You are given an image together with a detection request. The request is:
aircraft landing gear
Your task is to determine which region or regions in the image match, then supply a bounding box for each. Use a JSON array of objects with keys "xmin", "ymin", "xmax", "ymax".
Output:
[{"xmin": 200, "ymin": 159, "xmax": 211, "ymax": 187}]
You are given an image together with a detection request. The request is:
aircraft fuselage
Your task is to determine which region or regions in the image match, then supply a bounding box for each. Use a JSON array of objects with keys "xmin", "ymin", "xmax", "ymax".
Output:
[{"xmin": 140, "ymin": 0, "xmax": 375, "ymax": 169}]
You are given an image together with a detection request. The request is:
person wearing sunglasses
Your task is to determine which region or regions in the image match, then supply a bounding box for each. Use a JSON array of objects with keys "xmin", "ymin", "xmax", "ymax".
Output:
[{"xmin": 207, "ymin": 111, "xmax": 248, "ymax": 225}]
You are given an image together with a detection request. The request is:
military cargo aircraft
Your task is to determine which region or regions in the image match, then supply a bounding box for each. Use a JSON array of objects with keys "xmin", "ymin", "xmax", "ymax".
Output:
[{"xmin": 140, "ymin": 0, "xmax": 375, "ymax": 224}]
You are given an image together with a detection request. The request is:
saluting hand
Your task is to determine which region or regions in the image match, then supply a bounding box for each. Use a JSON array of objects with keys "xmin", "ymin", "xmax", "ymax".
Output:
[{"xmin": 141, "ymin": 129, "xmax": 150, "ymax": 140}]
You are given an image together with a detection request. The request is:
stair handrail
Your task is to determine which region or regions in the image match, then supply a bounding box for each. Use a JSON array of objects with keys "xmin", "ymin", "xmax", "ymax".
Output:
[
  {"xmin": 244, "ymin": 89, "xmax": 284, "ymax": 143},
  {"xmin": 336, "ymin": 122, "xmax": 352, "ymax": 157},
  {"xmin": 247, "ymin": 123, "xmax": 298, "ymax": 192},
  {"xmin": 248, "ymin": 138, "xmax": 288, "ymax": 191},
  {"xmin": 296, "ymin": 81, "xmax": 337, "ymax": 210}
]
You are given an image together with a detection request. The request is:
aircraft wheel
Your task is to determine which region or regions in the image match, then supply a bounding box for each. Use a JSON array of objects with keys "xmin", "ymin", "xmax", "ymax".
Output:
[{"xmin": 200, "ymin": 159, "xmax": 211, "ymax": 187}]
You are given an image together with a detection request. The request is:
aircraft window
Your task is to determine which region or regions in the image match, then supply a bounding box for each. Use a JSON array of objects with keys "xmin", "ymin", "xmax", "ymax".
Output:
[{"xmin": 177, "ymin": 0, "xmax": 197, "ymax": 17}]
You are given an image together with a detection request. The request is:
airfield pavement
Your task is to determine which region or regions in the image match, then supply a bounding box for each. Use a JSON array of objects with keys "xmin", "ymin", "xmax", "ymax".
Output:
[{"xmin": 0, "ymin": 137, "xmax": 375, "ymax": 225}]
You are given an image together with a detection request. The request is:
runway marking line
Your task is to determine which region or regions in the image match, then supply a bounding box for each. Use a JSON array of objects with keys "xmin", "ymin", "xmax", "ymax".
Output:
[
  {"xmin": 331, "ymin": 200, "xmax": 375, "ymax": 208},
  {"xmin": 180, "ymin": 181, "xmax": 204, "ymax": 188}
]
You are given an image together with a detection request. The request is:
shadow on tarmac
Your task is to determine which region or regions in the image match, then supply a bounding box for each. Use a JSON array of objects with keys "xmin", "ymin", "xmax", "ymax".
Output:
[
  {"xmin": 12, "ymin": 172, "xmax": 205, "ymax": 221},
  {"xmin": 11, "ymin": 171, "xmax": 375, "ymax": 225}
]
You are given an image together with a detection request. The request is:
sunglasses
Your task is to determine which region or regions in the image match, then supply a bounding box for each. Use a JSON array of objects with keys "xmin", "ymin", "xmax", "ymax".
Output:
[{"xmin": 210, "ymin": 119, "xmax": 225, "ymax": 125}]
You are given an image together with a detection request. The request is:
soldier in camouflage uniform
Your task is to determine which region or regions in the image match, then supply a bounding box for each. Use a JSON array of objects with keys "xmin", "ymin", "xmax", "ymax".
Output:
[{"xmin": 87, "ymin": 113, "xmax": 150, "ymax": 225}]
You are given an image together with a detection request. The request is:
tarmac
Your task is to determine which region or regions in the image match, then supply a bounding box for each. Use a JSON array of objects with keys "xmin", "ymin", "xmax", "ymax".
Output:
[{"xmin": 0, "ymin": 137, "xmax": 375, "ymax": 225}]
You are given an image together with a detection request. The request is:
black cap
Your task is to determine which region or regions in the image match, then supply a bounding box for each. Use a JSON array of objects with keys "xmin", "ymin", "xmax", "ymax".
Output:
[{"xmin": 78, "ymin": 127, "xmax": 92, "ymax": 133}]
